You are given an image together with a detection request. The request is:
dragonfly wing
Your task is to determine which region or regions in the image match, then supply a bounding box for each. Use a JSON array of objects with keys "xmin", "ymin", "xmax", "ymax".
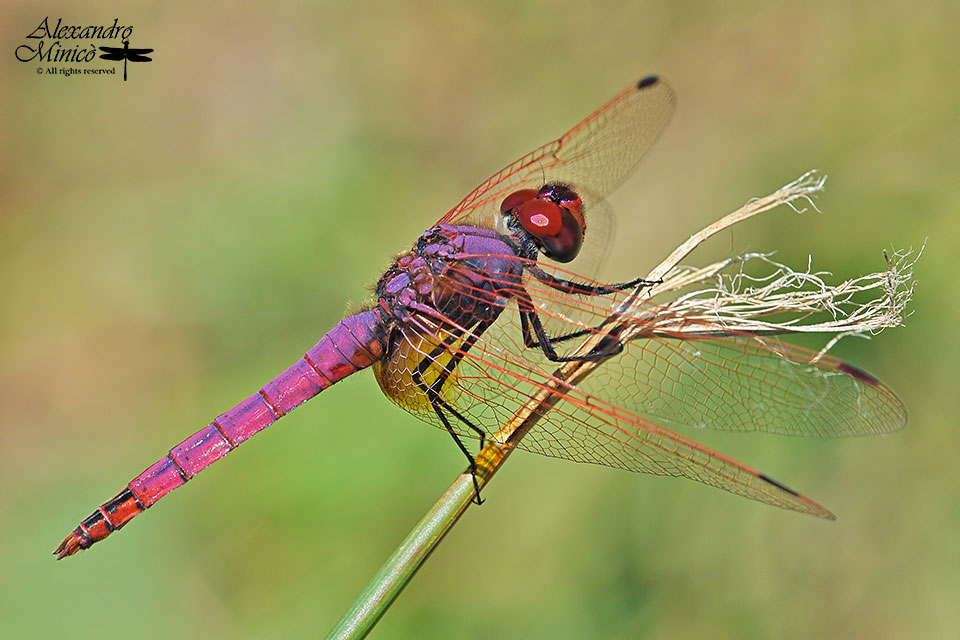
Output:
[
  {"xmin": 371, "ymin": 257, "xmax": 907, "ymax": 517},
  {"xmin": 375, "ymin": 293, "xmax": 836, "ymax": 518},
  {"xmin": 513, "ymin": 262, "xmax": 907, "ymax": 437},
  {"xmin": 438, "ymin": 76, "xmax": 675, "ymax": 230},
  {"xmin": 582, "ymin": 327, "xmax": 907, "ymax": 437}
]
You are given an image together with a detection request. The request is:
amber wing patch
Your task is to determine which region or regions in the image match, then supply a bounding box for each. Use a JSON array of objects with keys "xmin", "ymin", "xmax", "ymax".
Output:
[{"xmin": 374, "ymin": 328, "xmax": 464, "ymax": 413}]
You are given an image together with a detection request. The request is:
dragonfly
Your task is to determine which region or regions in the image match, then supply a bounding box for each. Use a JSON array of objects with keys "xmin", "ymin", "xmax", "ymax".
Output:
[
  {"xmin": 98, "ymin": 39, "xmax": 153, "ymax": 81},
  {"xmin": 56, "ymin": 75, "xmax": 906, "ymax": 559}
]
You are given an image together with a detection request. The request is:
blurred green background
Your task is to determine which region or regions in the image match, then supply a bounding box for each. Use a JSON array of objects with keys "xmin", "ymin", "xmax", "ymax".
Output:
[{"xmin": 1, "ymin": 2, "xmax": 956, "ymax": 638}]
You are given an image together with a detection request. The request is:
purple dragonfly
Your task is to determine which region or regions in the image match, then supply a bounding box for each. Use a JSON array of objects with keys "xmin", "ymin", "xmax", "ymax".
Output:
[{"xmin": 56, "ymin": 76, "xmax": 905, "ymax": 559}]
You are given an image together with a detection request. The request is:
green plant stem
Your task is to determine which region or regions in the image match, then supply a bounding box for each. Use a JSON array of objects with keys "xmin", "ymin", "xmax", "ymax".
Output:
[{"xmin": 324, "ymin": 448, "xmax": 505, "ymax": 640}]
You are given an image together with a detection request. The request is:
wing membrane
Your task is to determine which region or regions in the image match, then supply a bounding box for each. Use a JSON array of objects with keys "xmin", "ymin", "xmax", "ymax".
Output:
[
  {"xmin": 375, "ymin": 257, "xmax": 904, "ymax": 518},
  {"xmin": 483, "ymin": 258, "xmax": 905, "ymax": 437},
  {"xmin": 439, "ymin": 76, "xmax": 675, "ymax": 229}
]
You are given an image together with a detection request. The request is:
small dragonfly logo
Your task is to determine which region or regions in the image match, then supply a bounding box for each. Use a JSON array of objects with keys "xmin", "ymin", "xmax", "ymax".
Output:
[{"xmin": 98, "ymin": 39, "xmax": 153, "ymax": 81}]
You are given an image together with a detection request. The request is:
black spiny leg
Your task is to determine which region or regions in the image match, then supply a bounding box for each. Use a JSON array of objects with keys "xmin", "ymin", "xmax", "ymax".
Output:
[
  {"xmin": 516, "ymin": 267, "xmax": 660, "ymax": 361},
  {"xmin": 516, "ymin": 288, "xmax": 623, "ymax": 363},
  {"xmin": 411, "ymin": 319, "xmax": 496, "ymax": 504},
  {"xmin": 520, "ymin": 310, "xmax": 608, "ymax": 350},
  {"xmin": 528, "ymin": 265, "xmax": 661, "ymax": 296}
]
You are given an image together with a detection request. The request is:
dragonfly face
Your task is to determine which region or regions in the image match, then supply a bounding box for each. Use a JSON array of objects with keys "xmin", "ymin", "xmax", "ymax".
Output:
[{"xmin": 499, "ymin": 183, "xmax": 586, "ymax": 263}]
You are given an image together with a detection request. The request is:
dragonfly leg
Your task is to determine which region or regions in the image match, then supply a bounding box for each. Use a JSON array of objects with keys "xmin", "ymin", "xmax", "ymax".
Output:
[
  {"xmin": 411, "ymin": 319, "xmax": 495, "ymax": 504},
  {"xmin": 515, "ymin": 288, "xmax": 623, "ymax": 363},
  {"xmin": 414, "ymin": 327, "xmax": 490, "ymax": 448},
  {"xmin": 528, "ymin": 265, "xmax": 661, "ymax": 296},
  {"xmin": 530, "ymin": 309, "xmax": 622, "ymax": 362},
  {"xmin": 517, "ymin": 266, "xmax": 658, "ymax": 357},
  {"xmin": 520, "ymin": 311, "xmax": 603, "ymax": 349},
  {"xmin": 426, "ymin": 401, "xmax": 484, "ymax": 504}
]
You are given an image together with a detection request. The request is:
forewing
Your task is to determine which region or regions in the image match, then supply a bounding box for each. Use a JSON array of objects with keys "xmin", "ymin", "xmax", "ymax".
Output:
[
  {"xmin": 515, "ymin": 261, "xmax": 907, "ymax": 437},
  {"xmin": 438, "ymin": 76, "xmax": 676, "ymax": 230}
]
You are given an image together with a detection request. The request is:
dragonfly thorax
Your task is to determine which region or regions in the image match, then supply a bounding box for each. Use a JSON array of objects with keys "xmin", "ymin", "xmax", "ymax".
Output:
[
  {"xmin": 499, "ymin": 182, "xmax": 584, "ymax": 263},
  {"xmin": 375, "ymin": 224, "xmax": 524, "ymax": 328}
]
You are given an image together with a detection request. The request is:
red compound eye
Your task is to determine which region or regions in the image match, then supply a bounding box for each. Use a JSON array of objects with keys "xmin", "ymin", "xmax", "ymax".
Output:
[
  {"xmin": 499, "ymin": 189, "xmax": 539, "ymax": 214},
  {"xmin": 539, "ymin": 207, "xmax": 583, "ymax": 263},
  {"xmin": 517, "ymin": 199, "xmax": 563, "ymax": 237}
]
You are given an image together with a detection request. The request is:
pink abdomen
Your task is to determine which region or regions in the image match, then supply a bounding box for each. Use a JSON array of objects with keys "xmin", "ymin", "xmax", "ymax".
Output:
[{"xmin": 55, "ymin": 310, "xmax": 387, "ymax": 558}]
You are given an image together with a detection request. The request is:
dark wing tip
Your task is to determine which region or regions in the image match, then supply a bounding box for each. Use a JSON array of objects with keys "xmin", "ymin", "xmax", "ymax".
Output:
[
  {"xmin": 759, "ymin": 473, "xmax": 799, "ymax": 496},
  {"xmin": 637, "ymin": 75, "xmax": 660, "ymax": 89},
  {"xmin": 837, "ymin": 362, "xmax": 880, "ymax": 386},
  {"xmin": 758, "ymin": 473, "xmax": 837, "ymax": 520}
]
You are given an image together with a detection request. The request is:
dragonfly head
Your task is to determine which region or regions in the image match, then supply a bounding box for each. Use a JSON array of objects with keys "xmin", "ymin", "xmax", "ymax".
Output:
[{"xmin": 499, "ymin": 183, "xmax": 584, "ymax": 263}]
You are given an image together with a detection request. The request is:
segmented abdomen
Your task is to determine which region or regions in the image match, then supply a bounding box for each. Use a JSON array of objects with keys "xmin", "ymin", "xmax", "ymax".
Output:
[{"xmin": 55, "ymin": 310, "xmax": 386, "ymax": 558}]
